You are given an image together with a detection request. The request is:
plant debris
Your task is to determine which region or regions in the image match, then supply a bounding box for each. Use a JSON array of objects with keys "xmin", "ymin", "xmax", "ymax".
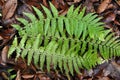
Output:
[{"xmin": 0, "ymin": 0, "xmax": 120, "ymax": 80}]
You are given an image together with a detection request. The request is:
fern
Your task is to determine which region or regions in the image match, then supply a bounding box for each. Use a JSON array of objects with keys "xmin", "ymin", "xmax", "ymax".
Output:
[{"xmin": 8, "ymin": 2, "xmax": 120, "ymax": 75}]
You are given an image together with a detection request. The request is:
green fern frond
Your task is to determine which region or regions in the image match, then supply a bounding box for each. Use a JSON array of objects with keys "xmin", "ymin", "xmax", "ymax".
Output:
[{"xmin": 8, "ymin": 3, "xmax": 120, "ymax": 75}]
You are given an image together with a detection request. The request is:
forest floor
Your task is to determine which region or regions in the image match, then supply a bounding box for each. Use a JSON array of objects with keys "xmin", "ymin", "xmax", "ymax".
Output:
[{"xmin": 0, "ymin": 0, "xmax": 120, "ymax": 80}]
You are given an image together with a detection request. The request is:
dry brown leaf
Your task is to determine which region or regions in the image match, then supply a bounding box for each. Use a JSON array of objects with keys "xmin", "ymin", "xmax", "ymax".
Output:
[
  {"xmin": 15, "ymin": 70, "xmax": 21, "ymax": 80},
  {"xmin": 0, "ymin": 36, "xmax": 3, "ymax": 40},
  {"xmin": 0, "ymin": 28, "xmax": 15, "ymax": 46},
  {"xmin": 26, "ymin": 0, "xmax": 41, "ymax": 9},
  {"xmin": 1, "ymin": 72, "xmax": 9, "ymax": 80},
  {"xmin": 15, "ymin": 57, "xmax": 27, "ymax": 70},
  {"xmin": 2, "ymin": 0, "xmax": 17, "ymax": 20},
  {"xmin": 22, "ymin": 74, "xmax": 34, "ymax": 79},
  {"xmin": 74, "ymin": 0, "xmax": 81, "ymax": 3},
  {"xmin": 111, "ymin": 62, "xmax": 120, "ymax": 71},
  {"xmin": 0, "ymin": 28, "xmax": 15, "ymax": 39},
  {"xmin": 52, "ymin": 0, "xmax": 59, "ymax": 9},
  {"xmin": 97, "ymin": 0, "xmax": 111, "ymax": 13},
  {"xmin": 43, "ymin": 0, "xmax": 49, "ymax": 7},
  {"xmin": 0, "ymin": 0, "xmax": 5, "ymax": 6},
  {"xmin": 88, "ymin": 78, "xmax": 93, "ymax": 80},
  {"xmin": 17, "ymin": 4, "xmax": 33, "ymax": 20},
  {"xmin": 115, "ymin": 0, "xmax": 120, "ymax": 6},
  {"xmin": 114, "ymin": 20, "xmax": 120, "ymax": 25},
  {"xmin": 103, "ymin": 12, "xmax": 116, "ymax": 23},
  {"xmin": 1, "ymin": 45, "xmax": 9, "ymax": 65},
  {"xmin": 98, "ymin": 76, "xmax": 110, "ymax": 80}
]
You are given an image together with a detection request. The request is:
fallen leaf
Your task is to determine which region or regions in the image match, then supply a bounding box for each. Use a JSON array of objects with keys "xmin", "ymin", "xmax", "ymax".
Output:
[
  {"xmin": 1, "ymin": 45, "xmax": 9, "ymax": 65},
  {"xmin": 15, "ymin": 70, "xmax": 21, "ymax": 80},
  {"xmin": 114, "ymin": 20, "xmax": 120, "ymax": 26},
  {"xmin": 57, "ymin": 0, "xmax": 68, "ymax": 11},
  {"xmin": 17, "ymin": 4, "xmax": 33, "ymax": 19},
  {"xmin": 0, "ymin": 0, "xmax": 5, "ymax": 6},
  {"xmin": 15, "ymin": 57, "xmax": 27, "ymax": 70},
  {"xmin": 26, "ymin": 0, "xmax": 41, "ymax": 9},
  {"xmin": 2, "ymin": 0, "xmax": 17, "ymax": 20},
  {"xmin": 43, "ymin": 0, "xmax": 49, "ymax": 7},
  {"xmin": 84, "ymin": 0, "xmax": 95, "ymax": 13},
  {"xmin": 52, "ymin": 0, "xmax": 68, "ymax": 15},
  {"xmin": 0, "ymin": 28, "xmax": 15, "ymax": 46},
  {"xmin": 103, "ymin": 12, "xmax": 116, "ymax": 23},
  {"xmin": 103, "ymin": 61, "xmax": 120, "ymax": 79},
  {"xmin": 22, "ymin": 74, "xmax": 34, "ymax": 79},
  {"xmin": 52, "ymin": 0, "xmax": 59, "ymax": 9},
  {"xmin": 1, "ymin": 72, "xmax": 9, "ymax": 80},
  {"xmin": 97, "ymin": 0, "xmax": 111, "ymax": 13},
  {"xmin": 115, "ymin": 0, "xmax": 120, "ymax": 6},
  {"xmin": 98, "ymin": 76, "xmax": 110, "ymax": 80},
  {"xmin": 3, "ymin": 17, "xmax": 16, "ymax": 26},
  {"xmin": 74, "ymin": 0, "xmax": 81, "ymax": 3},
  {"xmin": 1, "ymin": 28, "xmax": 15, "ymax": 39},
  {"xmin": 0, "ymin": 36, "xmax": 3, "ymax": 40}
]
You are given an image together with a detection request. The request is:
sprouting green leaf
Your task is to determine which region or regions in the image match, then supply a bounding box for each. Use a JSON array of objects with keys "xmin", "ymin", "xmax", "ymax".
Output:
[
  {"xmin": 73, "ymin": 5, "xmax": 81, "ymax": 17},
  {"xmin": 41, "ymin": 4, "xmax": 52, "ymax": 18},
  {"xmin": 49, "ymin": 2, "xmax": 58, "ymax": 17},
  {"xmin": 58, "ymin": 17, "xmax": 64, "ymax": 35},
  {"xmin": 17, "ymin": 18, "xmax": 28, "ymax": 26},
  {"xmin": 12, "ymin": 24, "xmax": 21, "ymax": 31},
  {"xmin": 69, "ymin": 18, "xmax": 74, "ymax": 35},
  {"xmin": 34, "ymin": 50, "xmax": 40, "ymax": 66},
  {"xmin": 44, "ymin": 37, "xmax": 49, "ymax": 47},
  {"xmin": 76, "ymin": 21, "xmax": 83, "ymax": 38},
  {"xmin": 27, "ymin": 49, "xmax": 34, "ymax": 65},
  {"xmin": 61, "ymin": 39, "xmax": 69, "ymax": 54},
  {"xmin": 83, "ymin": 13, "xmax": 95, "ymax": 22},
  {"xmin": 73, "ymin": 58, "xmax": 80, "ymax": 74},
  {"xmin": 32, "ymin": 6, "xmax": 44, "ymax": 19},
  {"xmin": 21, "ymin": 39, "xmax": 32, "ymax": 58},
  {"xmin": 78, "ymin": 7, "xmax": 86, "ymax": 19},
  {"xmin": 64, "ymin": 18, "xmax": 71, "ymax": 36},
  {"xmin": 58, "ymin": 54, "xmax": 63, "ymax": 72},
  {"xmin": 64, "ymin": 58, "xmax": 69, "ymax": 75},
  {"xmin": 67, "ymin": 5, "xmax": 74, "ymax": 17},
  {"xmin": 23, "ymin": 12, "xmax": 36, "ymax": 22},
  {"xmin": 68, "ymin": 56, "xmax": 73, "ymax": 75},
  {"xmin": 33, "ymin": 34, "xmax": 41, "ymax": 49},
  {"xmin": 8, "ymin": 37, "xmax": 18, "ymax": 58},
  {"xmin": 19, "ymin": 34, "xmax": 27, "ymax": 48},
  {"xmin": 46, "ymin": 54, "xmax": 51, "ymax": 72},
  {"xmin": 81, "ymin": 41, "xmax": 87, "ymax": 55},
  {"xmin": 44, "ymin": 18, "xmax": 50, "ymax": 35},
  {"xmin": 40, "ymin": 53, "xmax": 45, "ymax": 70},
  {"xmin": 51, "ymin": 18, "xmax": 56, "ymax": 36}
]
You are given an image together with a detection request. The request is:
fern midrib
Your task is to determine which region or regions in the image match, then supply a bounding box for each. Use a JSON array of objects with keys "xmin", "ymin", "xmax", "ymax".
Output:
[{"xmin": 19, "ymin": 34, "xmax": 119, "ymax": 58}]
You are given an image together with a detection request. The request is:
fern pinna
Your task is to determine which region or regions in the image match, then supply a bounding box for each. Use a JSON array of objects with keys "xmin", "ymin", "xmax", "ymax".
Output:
[{"xmin": 8, "ymin": 3, "xmax": 120, "ymax": 75}]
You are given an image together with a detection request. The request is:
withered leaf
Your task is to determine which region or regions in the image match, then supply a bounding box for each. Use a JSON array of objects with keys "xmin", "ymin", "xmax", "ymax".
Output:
[
  {"xmin": 0, "ymin": 0, "xmax": 5, "ymax": 6},
  {"xmin": 0, "ymin": 28, "xmax": 15, "ymax": 46},
  {"xmin": 15, "ymin": 70, "xmax": 21, "ymax": 80},
  {"xmin": 22, "ymin": 74, "xmax": 34, "ymax": 79},
  {"xmin": 97, "ymin": 0, "xmax": 111, "ymax": 13},
  {"xmin": 2, "ymin": 0, "xmax": 17, "ymax": 20},
  {"xmin": 103, "ymin": 12, "xmax": 116, "ymax": 23},
  {"xmin": 1, "ymin": 45, "xmax": 9, "ymax": 65},
  {"xmin": 115, "ymin": 0, "xmax": 120, "ymax": 6},
  {"xmin": 74, "ymin": 0, "xmax": 81, "ymax": 3}
]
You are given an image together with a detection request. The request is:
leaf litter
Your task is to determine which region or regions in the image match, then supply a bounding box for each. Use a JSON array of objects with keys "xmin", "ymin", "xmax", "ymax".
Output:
[{"xmin": 0, "ymin": 0, "xmax": 120, "ymax": 80}]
